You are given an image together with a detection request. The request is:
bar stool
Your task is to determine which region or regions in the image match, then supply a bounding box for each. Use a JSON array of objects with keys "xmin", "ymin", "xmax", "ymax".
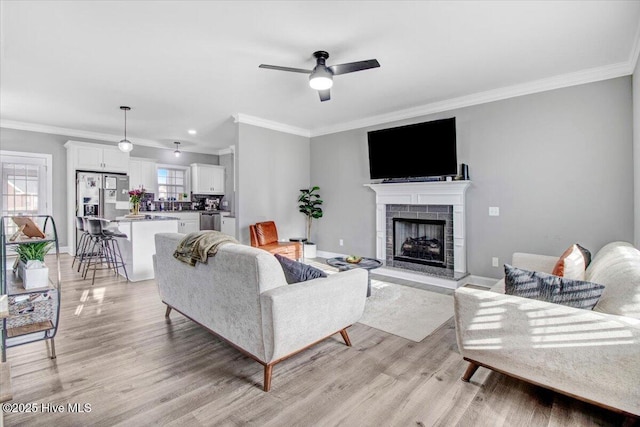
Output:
[
  {"xmin": 77, "ymin": 217, "xmax": 98, "ymax": 275},
  {"xmin": 83, "ymin": 218, "xmax": 129, "ymax": 285},
  {"xmin": 72, "ymin": 216, "xmax": 92, "ymax": 271}
]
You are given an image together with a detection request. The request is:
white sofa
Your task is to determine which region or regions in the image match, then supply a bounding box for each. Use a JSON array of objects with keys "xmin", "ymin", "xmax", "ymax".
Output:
[
  {"xmin": 153, "ymin": 233, "xmax": 368, "ymax": 391},
  {"xmin": 454, "ymin": 241, "xmax": 640, "ymax": 417}
]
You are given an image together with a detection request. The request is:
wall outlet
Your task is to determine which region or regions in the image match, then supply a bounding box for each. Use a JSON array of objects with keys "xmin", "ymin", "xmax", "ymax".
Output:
[
  {"xmin": 492, "ymin": 257, "xmax": 499, "ymax": 267},
  {"xmin": 339, "ymin": 239, "xmax": 344, "ymax": 246},
  {"xmin": 489, "ymin": 207, "xmax": 500, "ymax": 216}
]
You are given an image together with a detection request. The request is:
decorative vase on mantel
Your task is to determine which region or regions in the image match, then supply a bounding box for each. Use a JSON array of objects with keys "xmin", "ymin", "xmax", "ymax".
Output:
[{"xmin": 131, "ymin": 202, "xmax": 140, "ymax": 216}]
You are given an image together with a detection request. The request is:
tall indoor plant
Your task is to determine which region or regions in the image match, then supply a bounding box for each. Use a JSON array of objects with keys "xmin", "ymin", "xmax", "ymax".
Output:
[{"xmin": 298, "ymin": 186, "xmax": 323, "ymax": 258}]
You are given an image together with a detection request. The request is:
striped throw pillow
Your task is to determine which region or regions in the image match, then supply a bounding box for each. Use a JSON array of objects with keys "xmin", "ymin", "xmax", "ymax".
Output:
[{"xmin": 504, "ymin": 264, "xmax": 604, "ymax": 310}]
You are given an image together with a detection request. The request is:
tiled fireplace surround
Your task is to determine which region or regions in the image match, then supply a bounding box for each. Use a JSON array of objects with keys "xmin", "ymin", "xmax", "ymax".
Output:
[{"xmin": 365, "ymin": 181, "xmax": 471, "ymax": 289}]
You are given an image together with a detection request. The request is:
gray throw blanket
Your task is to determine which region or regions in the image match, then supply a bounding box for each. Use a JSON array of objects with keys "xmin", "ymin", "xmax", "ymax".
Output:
[{"xmin": 173, "ymin": 230, "xmax": 240, "ymax": 266}]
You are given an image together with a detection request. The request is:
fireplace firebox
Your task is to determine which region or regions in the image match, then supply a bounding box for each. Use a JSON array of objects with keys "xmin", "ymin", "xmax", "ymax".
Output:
[{"xmin": 393, "ymin": 218, "xmax": 446, "ymax": 267}]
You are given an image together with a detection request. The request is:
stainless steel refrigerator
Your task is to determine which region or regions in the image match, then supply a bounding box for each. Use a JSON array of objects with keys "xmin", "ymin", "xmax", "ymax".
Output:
[{"xmin": 76, "ymin": 171, "xmax": 130, "ymax": 220}]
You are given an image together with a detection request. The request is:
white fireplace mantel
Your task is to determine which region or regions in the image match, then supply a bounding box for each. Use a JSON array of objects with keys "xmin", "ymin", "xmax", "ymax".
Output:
[{"xmin": 364, "ymin": 181, "xmax": 471, "ymax": 275}]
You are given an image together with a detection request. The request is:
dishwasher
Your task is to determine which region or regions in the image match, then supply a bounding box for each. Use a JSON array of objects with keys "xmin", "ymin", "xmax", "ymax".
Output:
[{"xmin": 199, "ymin": 212, "xmax": 221, "ymax": 231}]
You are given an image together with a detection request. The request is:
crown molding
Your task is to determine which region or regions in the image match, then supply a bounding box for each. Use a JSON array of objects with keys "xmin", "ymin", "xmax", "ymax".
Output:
[
  {"xmin": 0, "ymin": 119, "xmax": 221, "ymax": 155},
  {"xmin": 232, "ymin": 113, "xmax": 311, "ymax": 137},
  {"xmin": 218, "ymin": 145, "xmax": 235, "ymax": 155},
  {"xmin": 310, "ymin": 60, "xmax": 632, "ymax": 137},
  {"xmin": 233, "ymin": 59, "xmax": 633, "ymax": 139},
  {"xmin": 0, "ymin": 119, "xmax": 166, "ymax": 148},
  {"xmin": 4, "ymin": 53, "xmax": 637, "ymax": 149}
]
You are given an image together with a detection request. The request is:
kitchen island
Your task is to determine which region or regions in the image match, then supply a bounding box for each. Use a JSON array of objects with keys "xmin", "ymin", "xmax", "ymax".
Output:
[{"xmin": 114, "ymin": 215, "xmax": 178, "ymax": 282}]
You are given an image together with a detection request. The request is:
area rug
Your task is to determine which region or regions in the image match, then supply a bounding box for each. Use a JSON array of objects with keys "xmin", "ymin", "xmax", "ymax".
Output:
[
  {"xmin": 306, "ymin": 261, "xmax": 454, "ymax": 342},
  {"xmin": 359, "ymin": 278, "xmax": 454, "ymax": 342}
]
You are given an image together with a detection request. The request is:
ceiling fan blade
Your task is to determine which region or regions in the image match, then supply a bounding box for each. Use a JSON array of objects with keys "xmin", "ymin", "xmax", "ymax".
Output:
[
  {"xmin": 258, "ymin": 64, "xmax": 312, "ymax": 74},
  {"xmin": 319, "ymin": 89, "xmax": 331, "ymax": 102},
  {"xmin": 329, "ymin": 59, "xmax": 380, "ymax": 75}
]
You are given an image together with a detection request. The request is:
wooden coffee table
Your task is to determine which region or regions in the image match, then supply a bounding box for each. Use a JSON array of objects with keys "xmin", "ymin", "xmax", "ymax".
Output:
[{"xmin": 326, "ymin": 257, "xmax": 382, "ymax": 297}]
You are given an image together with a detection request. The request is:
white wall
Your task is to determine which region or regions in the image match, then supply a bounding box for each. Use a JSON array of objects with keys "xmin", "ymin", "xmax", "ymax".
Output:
[
  {"xmin": 633, "ymin": 58, "xmax": 640, "ymax": 248},
  {"xmin": 236, "ymin": 123, "xmax": 310, "ymax": 245}
]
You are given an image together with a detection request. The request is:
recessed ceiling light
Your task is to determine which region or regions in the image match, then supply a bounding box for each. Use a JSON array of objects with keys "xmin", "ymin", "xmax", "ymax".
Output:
[{"xmin": 188, "ymin": 129, "xmax": 197, "ymax": 135}]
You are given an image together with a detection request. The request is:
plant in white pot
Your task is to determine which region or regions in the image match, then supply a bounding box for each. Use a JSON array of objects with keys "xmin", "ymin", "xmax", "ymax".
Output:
[
  {"xmin": 298, "ymin": 186, "xmax": 323, "ymax": 259},
  {"xmin": 15, "ymin": 241, "xmax": 53, "ymax": 289}
]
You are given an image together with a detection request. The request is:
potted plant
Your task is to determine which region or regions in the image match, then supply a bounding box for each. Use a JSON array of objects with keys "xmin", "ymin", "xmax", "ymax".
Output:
[
  {"xmin": 298, "ymin": 186, "xmax": 323, "ymax": 258},
  {"xmin": 15, "ymin": 241, "xmax": 54, "ymax": 289}
]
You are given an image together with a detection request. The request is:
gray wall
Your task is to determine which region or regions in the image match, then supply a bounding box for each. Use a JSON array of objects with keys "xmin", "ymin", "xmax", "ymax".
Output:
[
  {"xmin": 0, "ymin": 128, "xmax": 218, "ymax": 248},
  {"xmin": 128, "ymin": 145, "xmax": 219, "ymax": 168},
  {"xmin": 237, "ymin": 123, "xmax": 309, "ymax": 245},
  {"xmin": 311, "ymin": 77, "xmax": 634, "ymax": 278},
  {"xmin": 219, "ymin": 151, "xmax": 235, "ymax": 215}
]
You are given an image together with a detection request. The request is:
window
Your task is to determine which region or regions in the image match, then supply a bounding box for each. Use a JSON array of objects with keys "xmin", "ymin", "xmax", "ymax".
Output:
[
  {"xmin": 0, "ymin": 151, "xmax": 53, "ymax": 236},
  {"xmin": 1, "ymin": 151, "xmax": 52, "ymax": 217},
  {"xmin": 157, "ymin": 167, "xmax": 186, "ymax": 201}
]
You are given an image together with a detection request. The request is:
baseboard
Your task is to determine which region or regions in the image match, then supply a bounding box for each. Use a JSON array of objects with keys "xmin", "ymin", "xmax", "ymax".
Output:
[
  {"xmin": 316, "ymin": 250, "xmax": 343, "ymax": 259},
  {"xmin": 466, "ymin": 275, "xmax": 499, "ymax": 288}
]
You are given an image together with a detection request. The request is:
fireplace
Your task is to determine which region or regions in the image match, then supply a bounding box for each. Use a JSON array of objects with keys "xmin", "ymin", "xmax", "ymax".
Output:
[
  {"xmin": 393, "ymin": 218, "xmax": 446, "ymax": 267},
  {"xmin": 365, "ymin": 181, "xmax": 470, "ymax": 288}
]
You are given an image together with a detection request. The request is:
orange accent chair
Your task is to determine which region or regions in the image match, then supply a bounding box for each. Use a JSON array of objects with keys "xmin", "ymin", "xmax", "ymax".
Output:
[{"xmin": 249, "ymin": 221, "xmax": 302, "ymax": 261}]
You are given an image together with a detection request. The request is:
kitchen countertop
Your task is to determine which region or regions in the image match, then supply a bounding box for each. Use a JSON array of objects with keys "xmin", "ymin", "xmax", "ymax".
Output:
[
  {"xmin": 115, "ymin": 215, "xmax": 180, "ymax": 222},
  {"xmin": 199, "ymin": 210, "xmax": 230, "ymax": 214},
  {"xmin": 143, "ymin": 209, "xmax": 231, "ymax": 213}
]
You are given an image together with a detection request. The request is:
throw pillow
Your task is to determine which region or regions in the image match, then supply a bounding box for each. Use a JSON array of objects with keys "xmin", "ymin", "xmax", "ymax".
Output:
[
  {"xmin": 504, "ymin": 264, "xmax": 605, "ymax": 310},
  {"xmin": 274, "ymin": 254, "xmax": 327, "ymax": 284},
  {"xmin": 551, "ymin": 243, "xmax": 592, "ymax": 280}
]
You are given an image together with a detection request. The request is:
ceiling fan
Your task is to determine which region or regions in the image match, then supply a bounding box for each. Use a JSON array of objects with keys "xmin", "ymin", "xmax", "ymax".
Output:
[{"xmin": 259, "ymin": 51, "xmax": 380, "ymax": 102}]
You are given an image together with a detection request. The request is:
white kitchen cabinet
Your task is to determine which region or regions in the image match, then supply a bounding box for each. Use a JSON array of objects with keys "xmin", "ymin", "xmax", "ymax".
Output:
[
  {"xmin": 150, "ymin": 211, "xmax": 200, "ymax": 233},
  {"xmin": 190, "ymin": 163, "xmax": 225, "ymax": 194},
  {"xmin": 179, "ymin": 219, "xmax": 199, "ymax": 234},
  {"xmin": 129, "ymin": 157, "xmax": 157, "ymax": 194},
  {"xmin": 221, "ymin": 216, "xmax": 236, "ymax": 238},
  {"xmin": 67, "ymin": 141, "xmax": 129, "ymax": 173}
]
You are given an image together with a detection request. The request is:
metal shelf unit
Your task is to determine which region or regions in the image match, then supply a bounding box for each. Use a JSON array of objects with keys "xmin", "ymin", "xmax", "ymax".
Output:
[{"xmin": 1, "ymin": 215, "xmax": 61, "ymax": 362}]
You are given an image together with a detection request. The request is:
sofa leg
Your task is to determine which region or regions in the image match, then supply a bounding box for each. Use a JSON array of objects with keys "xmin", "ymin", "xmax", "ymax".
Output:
[
  {"xmin": 340, "ymin": 329, "xmax": 352, "ymax": 347},
  {"xmin": 462, "ymin": 361, "xmax": 480, "ymax": 382},
  {"xmin": 263, "ymin": 364, "xmax": 273, "ymax": 392},
  {"xmin": 165, "ymin": 306, "xmax": 172, "ymax": 318}
]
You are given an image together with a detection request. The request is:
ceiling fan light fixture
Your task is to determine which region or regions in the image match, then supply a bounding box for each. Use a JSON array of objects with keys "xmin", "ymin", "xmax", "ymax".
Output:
[
  {"xmin": 309, "ymin": 68, "xmax": 333, "ymax": 90},
  {"xmin": 174, "ymin": 141, "xmax": 181, "ymax": 157},
  {"xmin": 118, "ymin": 106, "xmax": 134, "ymax": 152},
  {"xmin": 260, "ymin": 50, "xmax": 378, "ymax": 101}
]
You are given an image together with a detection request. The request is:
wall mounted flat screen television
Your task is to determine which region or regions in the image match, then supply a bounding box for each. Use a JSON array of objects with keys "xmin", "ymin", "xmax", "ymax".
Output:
[{"xmin": 367, "ymin": 117, "xmax": 457, "ymax": 180}]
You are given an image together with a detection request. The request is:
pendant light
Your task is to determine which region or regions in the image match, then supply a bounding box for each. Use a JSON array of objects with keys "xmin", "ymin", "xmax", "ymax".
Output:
[
  {"xmin": 174, "ymin": 141, "xmax": 181, "ymax": 157},
  {"xmin": 118, "ymin": 106, "xmax": 133, "ymax": 153}
]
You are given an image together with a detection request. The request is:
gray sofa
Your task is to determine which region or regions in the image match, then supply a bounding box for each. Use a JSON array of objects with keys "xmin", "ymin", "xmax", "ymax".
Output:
[
  {"xmin": 454, "ymin": 241, "xmax": 640, "ymax": 417},
  {"xmin": 153, "ymin": 232, "xmax": 368, "ymax": 391}
]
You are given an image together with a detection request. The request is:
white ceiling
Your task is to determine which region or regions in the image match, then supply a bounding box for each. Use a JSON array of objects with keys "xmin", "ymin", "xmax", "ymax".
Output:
[{"xmin": 1, "ymin": 1, "xmax": 639, "ymax": 155}]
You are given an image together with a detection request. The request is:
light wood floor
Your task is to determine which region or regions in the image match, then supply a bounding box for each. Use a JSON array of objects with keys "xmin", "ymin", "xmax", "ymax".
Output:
[{"xmin": 3, "ymin": 254, "xmax": 635, "ymax": 426}]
